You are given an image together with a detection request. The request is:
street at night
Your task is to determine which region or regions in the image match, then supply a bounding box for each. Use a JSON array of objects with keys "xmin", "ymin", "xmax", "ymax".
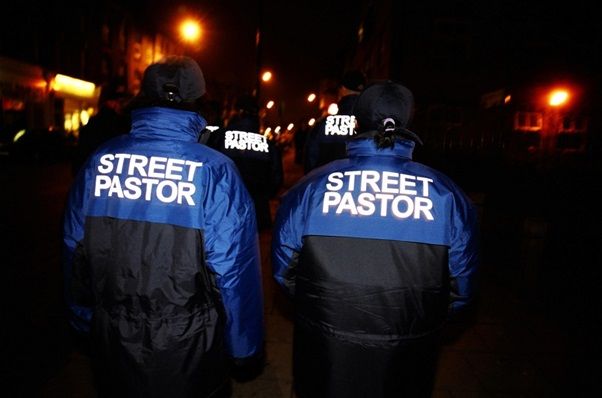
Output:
[
  {"xmin": 1, "ymin": 145, "xmax": 600, "ymax": 396},
  {"xmin": 2, "ymin": 1, "xmax": 602, "ymax": 397}
]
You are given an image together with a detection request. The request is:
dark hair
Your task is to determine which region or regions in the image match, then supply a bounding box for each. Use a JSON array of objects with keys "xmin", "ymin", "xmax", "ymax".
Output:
[{"xmin": 374, "ymin": 118, "xmax": 397, "ymax": 149}]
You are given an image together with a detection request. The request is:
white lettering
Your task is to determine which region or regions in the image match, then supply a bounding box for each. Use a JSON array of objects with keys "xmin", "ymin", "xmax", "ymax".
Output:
[
  {"xmin": 224, "ymin": 130, "xmax": 269, "ymax": 153},
  {"xmin": 166, "ymin": 158, "xmax": 185, "ymax": 180},
  {"xmin": 321, "ymin": 170, "xmax": 435, "ymax": 220},
  {"xmin": 98, "ymin": 154, "xmax": 114, "ymax": 173},
  {"xmin": 326, "ymin": 172, "xmax": 344, "ymax": 191},
  {"xmin": 129, "ymin": 154, "xmax": 148, "ymax": 176},
  {"xmin": 324, "ymin": 115, "xmax": 356, "ymax": 136},
  {"xmin": 148, "ymin": 156, "xmax": 167, "ymax": 179},
  {"xmin": 93, "ymin": 153, "xmax": 203, "ymax": 205}
]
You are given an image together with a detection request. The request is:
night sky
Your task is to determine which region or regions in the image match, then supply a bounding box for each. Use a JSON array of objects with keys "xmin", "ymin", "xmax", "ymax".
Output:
[
  {"xmin": 142, "ymin": 0, "xmax": 363, "ymax": 120},
  {"xmin": 1, "ymin": 0, "xmax": 600, "ymax": 123}
]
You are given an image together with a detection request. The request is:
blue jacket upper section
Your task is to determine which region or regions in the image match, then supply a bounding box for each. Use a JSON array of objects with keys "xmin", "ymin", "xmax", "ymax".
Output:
[{"xmin": 62, "ymin": 107, "xmax": 264, "ymax": 359}]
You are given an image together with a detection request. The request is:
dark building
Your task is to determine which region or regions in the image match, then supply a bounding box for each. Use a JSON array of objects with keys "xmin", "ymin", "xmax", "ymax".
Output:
[
  {"xmin": 346, "ymin": 1, "xmax": 601, "ymax": 175},
  {"xmin": 0, "ymin": 2, "xmax": 183, "ymax": 141}
]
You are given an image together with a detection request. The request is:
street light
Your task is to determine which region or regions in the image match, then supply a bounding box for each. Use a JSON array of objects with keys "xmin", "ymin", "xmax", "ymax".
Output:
[
  {"xmin": 179, "ymin": 19, "xmax": 202, "ymax": 44},
  {"xmin": 548, "ymin": 89, "xmax": 569, "ymax": 107},
  {"xmin": 261, "ymin": 70, "xmax": 273, "ymax": 83}
]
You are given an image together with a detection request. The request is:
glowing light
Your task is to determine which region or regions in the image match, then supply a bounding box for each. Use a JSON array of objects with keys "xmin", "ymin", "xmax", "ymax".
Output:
[
  {"xmin": 274, "ymin": 126, "xmax": 281, "ymax": 134},
  {"xmin": 64, "ymin": 115, "xmax": 73, "ymax": 132},
  {"xmin": 327, "ymin": 103, "xmax": 338, "ymax": 115},
  {"xmin": 307, "ymin": 93, "xmax": 316, "ymax": 102},
  {"xmin": 71, "ymin": 112, "xmax": 80, "ymax": 131},
  {"xmin": 549, "ymin": 89, "xmax": 569, "ymax": 107},
  {"xmin": 180, "ymin": 19, "xmax": 202, "ymax": 43},
  {"xmin": 13, "ymin": 129, "xmax": 26, "ymax": 143},
  {"xmin": 51, "ymin": 74, "xmax": 96, "ymax": 98},
  {"xmin": 261, "ymin": 71, "xmax": 272, "ymax": 83},
  {"xmin": 308, "ymin": 118, "xmax": 316, "ymax": 126},
  {"xmin": 504, "ymin": 95, "xmax": 511, "ymax": 104},
  {"xmin": 80, "ymin": 109, "xmax": 90, "ymax": 126},
  {"xmin": 287, "ymin": 123, "xmax": 294, "ymax": 131},
  {"xmin": 266, "ymin": 100, "xmax": 275, "ymax": 109}
]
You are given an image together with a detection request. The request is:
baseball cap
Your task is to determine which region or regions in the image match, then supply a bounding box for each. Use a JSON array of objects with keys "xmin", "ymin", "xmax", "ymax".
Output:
[
  {"xmin": 129, "ymin": 55, "xmax": 206, "ymax": 110},
  {"xmin": 352, "ymin": 80, "xmax": 422, "ymax": 144}
]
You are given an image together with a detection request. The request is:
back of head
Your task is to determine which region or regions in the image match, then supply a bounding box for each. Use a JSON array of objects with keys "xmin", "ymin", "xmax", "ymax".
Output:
[
  {"xmin": 352, "ymin": 80, "xmax": 422, "ymax": 148},
  {"xmin": 235, "ymin": 93, "xmax": 259, "ymax": 116},
  {"xmin": 128, "ymin": 55, "xmax": 206, "ymax": 112},
  {"xmin": 340, "ymin": 69, "xmax": 366, "ymax": 93}
]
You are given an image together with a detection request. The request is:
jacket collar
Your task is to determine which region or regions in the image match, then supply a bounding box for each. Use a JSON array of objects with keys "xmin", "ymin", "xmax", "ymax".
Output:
[
  {"xmin": 346, "ymin": 137, "xmax": 415, "ymax": 159},
  {"xmin": 129, "ymin": 107, "xmax": 207, "ymax": 142}
]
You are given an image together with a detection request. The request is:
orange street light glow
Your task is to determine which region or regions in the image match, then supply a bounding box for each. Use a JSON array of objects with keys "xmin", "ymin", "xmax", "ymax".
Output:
[
  {"xmin": 51, "ymin": 74, "xmax": 96, "ymax": 98},
  {"xmin": 261, "ymin": 71, "xmax": 272, "ymax": 82},
  {"xmin": 327, "ymin": 103, "xmax": 338, "ymax": 115},
  {"xmin": 180, "ymin": 20, "xmax": 202, "ymax": 43},
  {"xmin": 548, "ymin": 89, "xmax": 569, "ymax": 107}
]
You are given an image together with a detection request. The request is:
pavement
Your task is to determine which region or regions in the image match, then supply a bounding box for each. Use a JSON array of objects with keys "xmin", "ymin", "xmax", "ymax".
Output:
[{"xmin": 1, "ymin": 145, "xmax": 599, "ymax": 397}]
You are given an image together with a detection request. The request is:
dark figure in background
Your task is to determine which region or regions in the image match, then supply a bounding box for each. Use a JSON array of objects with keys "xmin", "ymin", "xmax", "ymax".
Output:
[
  {"xmin": 303, "ymin": 69, "xmax": 365, "ymax": 173},
  {"xmin": 272, "ymin": 81, "xmax": 480, "ymax": 398},
  {"xmin": 198, "ymin": 98, "xmax": 225, "ymax": 145},
  {"xmin": 62, "ymin": 56, "xmax": 265, "ymax": 398},
  {"xmin": 207, "ymin": 94, "xmax": 283, "ymax": 230},
  {"xmin": 71, "ymin": 84, "xmax": 130, "ymax": 175},
  {"xmin": 294, "ymin": 119, "xmax": 309, "ymax": 165}
]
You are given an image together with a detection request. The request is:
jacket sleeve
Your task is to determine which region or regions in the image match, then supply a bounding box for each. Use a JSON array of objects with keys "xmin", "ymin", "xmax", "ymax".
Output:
[
  {"xmin": 203, "ymin": 164, "xmax": 264, "ymax": 360},
  {"xmin": 62, "ymin": 167, "xmax": 94, "ymax": 333},
  {"xmin": 271, "ymin": 183, "xmax": 308, "ymax": 298},
  {"xmin": 448, "ymin": 190, "xmax": 480, "ymax": 317}
]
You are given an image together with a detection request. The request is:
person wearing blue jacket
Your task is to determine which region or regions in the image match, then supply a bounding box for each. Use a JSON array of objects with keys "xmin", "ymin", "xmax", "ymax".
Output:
[
  {"xmin": 272, "ymin": 81, "xmax": 479, "ymax": 398},
  {"xmin": 62, "ymin": 56, "xmax": 264, "ymax": 398}
]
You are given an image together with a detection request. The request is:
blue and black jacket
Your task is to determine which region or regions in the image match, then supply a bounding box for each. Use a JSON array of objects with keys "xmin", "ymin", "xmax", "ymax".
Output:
[
  {"xmin": 62, "ymin": 107, "xmax": 264, "ymax": 397},
  {"xmin": 272, "ymin": 136, "xmax": 479, "ymax": 398}
]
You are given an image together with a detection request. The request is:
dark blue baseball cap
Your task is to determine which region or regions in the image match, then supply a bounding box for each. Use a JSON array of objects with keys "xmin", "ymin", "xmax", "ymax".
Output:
[
  {"xmin": 129, "ymin": 55, "xmax": 206, "ymax": 111},
  {"xmin": 353, "ymin": 80, "xmax": 422, "ymax": 144}
]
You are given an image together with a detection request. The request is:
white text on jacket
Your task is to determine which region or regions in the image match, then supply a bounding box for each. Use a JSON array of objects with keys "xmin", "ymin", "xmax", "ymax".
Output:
[
  {"xmin": 94, "ymin": 153, "xmax": 203, "ymax": 205},
  {"xmin": 323, "ymin": 170, "xmax": 434, "ymax": 220},
  {"xmin": 325, "ymin": 115, "xmax": 356, "ymax": 136},
  {"xmin": 225, "ymin": 130, "xmax": 269, "ymax": 152}
]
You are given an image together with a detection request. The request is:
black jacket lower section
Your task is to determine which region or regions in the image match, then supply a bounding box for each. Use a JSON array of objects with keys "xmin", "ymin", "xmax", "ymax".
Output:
[
  {"xmin": 292, "ymin": 235, "xmax": 449, "ymax": 398},
  {"xmin": 74, "ymin": 217, "xmax": 228, "ymax": 397}
]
